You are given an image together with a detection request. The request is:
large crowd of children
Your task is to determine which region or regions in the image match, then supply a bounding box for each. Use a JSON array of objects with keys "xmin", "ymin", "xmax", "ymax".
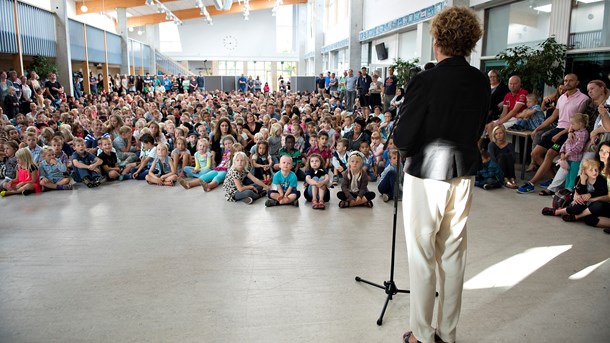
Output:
[
  {"xmin": 2, "ymin": 70, "xmax": 610, "ymax": 233},
  {"xmin": 0, "ymin": 73, "xmax": 402, "ymax": 210}
]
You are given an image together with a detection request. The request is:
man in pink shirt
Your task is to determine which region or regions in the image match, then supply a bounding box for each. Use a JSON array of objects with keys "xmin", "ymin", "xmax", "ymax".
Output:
[{"xmin": 517, "ymin": 73, "xmax": 589, "ymax": 193}]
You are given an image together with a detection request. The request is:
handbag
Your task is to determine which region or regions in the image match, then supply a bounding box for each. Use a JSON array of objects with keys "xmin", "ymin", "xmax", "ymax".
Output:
[{"xmin": 552, "ymin": 188, "xmax": 573, "ymax": 209}]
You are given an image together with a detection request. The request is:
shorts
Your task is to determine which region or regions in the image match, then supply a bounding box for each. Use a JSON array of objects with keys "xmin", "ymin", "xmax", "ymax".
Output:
[{"xmin": 538, "ymin": 128, "xmax": 567, "ymax": 152}]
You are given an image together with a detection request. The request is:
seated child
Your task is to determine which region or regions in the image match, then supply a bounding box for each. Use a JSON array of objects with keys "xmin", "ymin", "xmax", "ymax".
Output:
[
  {"xmin": 331, "ymin": 138, "xmax": 349, "ymax": 185},
  {"xmin": 378, "ymin": 149, "xmax": 399, "ymax": 202},
  {"xmin": 558, "ymin": 113, "xmax": 589, "ymax": 190},
  {"xmin": 370, "ymin": 131, "xmax": 385, "ymax": 165},
  {"xmin": 171, "ymin": 137, "xmax": 191, "ymax": 177},
  {"xmin": 24, "ymin": 131, "xmax": 42, "ymax": 164},
  {"xmin": 199, "ymin": 135, "xmax": 237, "ymax": 192},
  {"xmin": 180, "ymin": 138, "xmax": 213, "ymax": 189},
  {"xmin": 249, "ymin": 132, "xmax": 264, "ymax": 156},
  {"xmin": 145, "ymin": 143, "xmax": 177, "ymax": 186},
  {"xmin": 113, "ymin": 125, "xmax": 139, "ymax": 165},
  {"xmin": 338, "ymin": 151, "xmax": 376, "ymax": 208},
  {"xmin": 512, "ymin": 94, "xmax": 545, "ymax": 131},
  {"xmin": 542, "ymin": 159, "xmax": 608, "ymax": 221},
  {"xmin": 475, "ymin": 150, "xmax": 504, "ymax": 190},
  {"xmin": 39, "ymin": 147, "xmax": 72, "ymax": 191},
  {"xmin": 131, "ymin": 133, "xmax": 156, "ymax": 180},
  {"xmin": 304, "ymin": 153, "xmax": 330, "ymax": 210},
  {"xmin": 251, "ymin": 140, "xmax": 273, "ymax": 184},
  {"xmin": 98, "ymin": 137, "xmax": 135, "ymax": 181},
  {"xmin": 1, "ymin": 148, "xmax": 41, "ymax": 196},
  {"xmin": 1, "ymin": 140, "xmax": 18, "ymax": 190},
  {"xmin": 268, "ymin": 123, "xmax": 283, "ymax": 165},
  {"xmin": 266, "ymin": 155, "xmax": 301, "ymax": 207},
  {"xmin": 359, "ymin": 140, "xmax": 377, "ymax": 181},
  {"xmin": 71, "ymin": 137, "xmax": 104, "ymax": 188},
  {"xmin": 223, "ymin": 151, "xmax": 269, "ymax": 204},
  {"xmin": 51, "ymin": 136, "xmax": 71, "ymax": 168},
  {"xmin": 275, "ymin": 134, "xmax": 305, "ymax": 181}
]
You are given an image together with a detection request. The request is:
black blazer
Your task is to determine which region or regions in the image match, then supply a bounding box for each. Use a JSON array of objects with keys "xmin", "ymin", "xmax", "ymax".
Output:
[{"xmin": 394, "ymin": 56, "xmax": 490, "ymax": 180}]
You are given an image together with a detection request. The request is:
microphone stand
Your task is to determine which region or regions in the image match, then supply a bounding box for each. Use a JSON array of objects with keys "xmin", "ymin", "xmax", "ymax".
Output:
[{"xmin": 355, "ymin": 101, "xmax": 437, "ymax": 326}]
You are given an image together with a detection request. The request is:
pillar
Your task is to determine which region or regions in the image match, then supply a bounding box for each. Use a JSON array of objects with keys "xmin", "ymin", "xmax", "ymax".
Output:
[
  {"xmin": 416, "ymin": 21, "xmax": 432, "ymax": 64},
  {"xmin": 313, "ymin": 0, "xmax": 324, "ymax": 74},
  {"xmin": 145, "ymin": 24, "xmax": 158, "ymax": 74},
  {"xmin": 549, "ymin": 0, "xmax": 572, "ymax": 45},
  {"xmin": 50, "ymin": 0, "xmax": 73, "ymax": 95},
  {"xmin": 348, "ymin": 0, "xmax": 363, "ymax": 70},
  {"xmin": 116, "ymin": 8, "xmax": 130, "ymax": 75},
  {"xmin": 296, "ymin": 4, "xmax": 307, "ymax": 75}
]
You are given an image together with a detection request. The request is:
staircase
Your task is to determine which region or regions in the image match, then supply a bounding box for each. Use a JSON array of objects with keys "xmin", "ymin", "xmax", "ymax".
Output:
[{"xmin": 155, "ymin": 50, "xmax": 194, "ymax": 76}]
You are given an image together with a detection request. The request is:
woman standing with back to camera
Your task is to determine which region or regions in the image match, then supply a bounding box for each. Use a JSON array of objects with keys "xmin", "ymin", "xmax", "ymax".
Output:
[{"xmin": 394, "ymin": 6, "xmax": 490, "ymax": 343}]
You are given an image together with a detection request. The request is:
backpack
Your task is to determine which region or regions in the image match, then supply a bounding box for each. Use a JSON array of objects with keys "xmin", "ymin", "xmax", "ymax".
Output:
[{"xmin": 552, "ymin": 188, "xmax": 573, "ymax": 209}]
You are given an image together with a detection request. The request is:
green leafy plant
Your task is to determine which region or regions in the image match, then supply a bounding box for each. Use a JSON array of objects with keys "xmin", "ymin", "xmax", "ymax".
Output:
[
  {"xmin": 496, "ymin": 36, "xmax": 567, "ymax": 96},
  {"xmin": 391, "ymin": 57, "xmax": 420, "ymax": 88},
  {"xmin": 27, "ymin": 56, "xmax": 58, "ymax": 79}
]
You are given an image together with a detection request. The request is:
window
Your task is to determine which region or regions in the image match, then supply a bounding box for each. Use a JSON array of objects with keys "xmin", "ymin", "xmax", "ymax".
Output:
[
  {"xmin": 247, "ymin": 61, "xmax": 272, "ymax": 85},
  {"xmin": 566, "ymin": 52, "xmax": 610, "ymax": 93},
  {"xmin": 218, "ymin": 61, "xmax": 243, "ymax": 76},
  {"xmin": 276, "ymin": 5, "xmax": 294, "ymax": 53},
  {"xmin": 569, "ymin": 0, "xmax": 610, "ymax": 50},
  {"xmin": 159, "ymin": 22, "xmax": 182, "ymax": 52},
  {"xmin": 278, "ymin": 61, "xmax": 297, "ymax": 81},
  {"xmin": 484, "ymin": 0, "xmax": 551, "ymax": 56}
]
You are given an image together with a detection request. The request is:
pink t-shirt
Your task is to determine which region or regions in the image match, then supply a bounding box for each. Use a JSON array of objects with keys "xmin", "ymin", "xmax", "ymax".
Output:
[{"xmin": 556, "ymin": 89, "xmax": 589, "ymax": 129}]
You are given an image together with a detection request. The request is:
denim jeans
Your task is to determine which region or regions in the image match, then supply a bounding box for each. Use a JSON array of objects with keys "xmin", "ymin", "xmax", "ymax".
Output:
[
  {"xmin": 378, "ymin": 169, "xmax": 396, "ymax": 199},
  {"xmin": 73, "ymin": 167, "xmax": 101, "ymax": 182}
]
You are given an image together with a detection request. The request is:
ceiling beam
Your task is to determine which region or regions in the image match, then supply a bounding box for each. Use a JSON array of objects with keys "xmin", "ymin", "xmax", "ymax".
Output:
[
  {"xmin": 126, "ymin": 0, "xmax": 307, "ymax": 28},
  {"xmin": 75, "ymin": 0, "xmax": 179, "ymax": 15}
]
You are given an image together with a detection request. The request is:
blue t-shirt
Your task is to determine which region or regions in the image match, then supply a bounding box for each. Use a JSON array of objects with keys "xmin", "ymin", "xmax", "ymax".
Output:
[
  {"xmin": 72, "ymin": 151, "xmax": 97, "ymax": 166},
  {"xmin": 272, "ymin": 171, "xmax": 297, "ymax": 192}
]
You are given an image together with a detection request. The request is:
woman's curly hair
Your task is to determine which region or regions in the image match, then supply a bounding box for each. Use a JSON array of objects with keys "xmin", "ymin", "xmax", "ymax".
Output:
[{"xmin": 431, "ymin": 6, "xmax": 483, "ymax": 57}]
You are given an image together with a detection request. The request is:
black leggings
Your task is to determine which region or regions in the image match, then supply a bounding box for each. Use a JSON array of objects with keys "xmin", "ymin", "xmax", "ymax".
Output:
[
  {"xmin": 337, "ymin": 191, "xmax": 376, "ymax": 202},
  {"xmin": 495, "ymin": 152, "xmax": 515, "ymax": 179},
  {"xmin": 583, "ymin": 201, "xmax": 610, "ymax": 227}
]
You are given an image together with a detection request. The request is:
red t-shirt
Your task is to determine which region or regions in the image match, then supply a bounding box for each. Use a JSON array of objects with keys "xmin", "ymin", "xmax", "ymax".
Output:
[{"xmin": 503, "ymin": 88, "xmax": 528, "ymax": 116}]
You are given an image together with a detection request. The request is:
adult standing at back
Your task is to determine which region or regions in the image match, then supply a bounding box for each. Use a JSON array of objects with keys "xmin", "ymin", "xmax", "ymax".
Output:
[
  {"xmin": 382, "ymin": 66, "xmax": 397, "ymax": 112},
  {"xmin": 196, "ymin": 71, "xmax": 205, "ymax": 92},
  {"xmin": 517, "ymin": 73, "xmax": 589, "ymax": 193},
  {"xmin": 394, "ymin": 6, "xmax": 489, "ymax": 343},
  {"xmin": 358, "ymin": 67, "xmax": 372, "ymax": 109},
  {"xmin": 345, "ymin": 69, "xmax": 358, "ymax": 112}
]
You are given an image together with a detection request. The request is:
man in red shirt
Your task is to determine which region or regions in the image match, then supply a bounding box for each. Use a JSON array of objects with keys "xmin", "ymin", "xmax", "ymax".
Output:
[{"xmin": 485, "ymin": 75, "xmax": 527, "ymax": 135}]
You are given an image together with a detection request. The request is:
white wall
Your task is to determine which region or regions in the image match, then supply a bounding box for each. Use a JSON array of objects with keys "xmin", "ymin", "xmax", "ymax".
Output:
[
  {"xmin": 362, "ymin": 0, "xmax": 439, "ymax": 30},
  {"xmin": 165, "ymin": 10, "xmax": 297, "ymax": 61},
  {"xmin": 571, "ymin": 2, "xmax": 605, "ymax": 32},
  {"xmin": 398, "ymin": 30, "xmax": 418, "ymax": 60}
]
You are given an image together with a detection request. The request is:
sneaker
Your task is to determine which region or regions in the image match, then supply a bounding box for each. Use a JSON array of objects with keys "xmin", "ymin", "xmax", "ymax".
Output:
[
  {"xmin": 603, "ymin": 228, "xmax": 610, "ymax": 235},
  {"xmin": 61, "ymin": 184, "xmax": 73, "ymax": 190},
  {"xmin": 265, "ymin": 199, "xmax": 278, "ymax": 207},
  {"xmin": 365, "ymin": 200, "xmax": 374, "ymax": 208},
  {"xmin": 22, "ymin": 189, "xmax": 33, "ymax": 196},
  {"xmin": 243, "ymin": 197, "xmax": 254, "ymax": 205},
  {"xmin": 97, "ymin": 176, "xmax": 107, "ymax": 184},
  {"xmin": 382, "ymin": 194, "xmax": 390, "ymax": 202},
  {"xmin": 483, "ymin": 183, "xmax": 493, "ymax": 190},
  {"xmin": 292, "ymin": 199, "xmax": 299, "ymax": 207},
  {"xmin": 539, "ymin": 179, "xmax": 553, "ymax": 187},
  {"xmin": 516, "ymin": 182, "xmax": 534, "ymax": 193},
  {"xmin": 83, "ymin": 177, "xmax": 94, "ymax": 188},
  {"xmin": 118, "ymin": 175, "xmax": 125, "ymax": 181}
]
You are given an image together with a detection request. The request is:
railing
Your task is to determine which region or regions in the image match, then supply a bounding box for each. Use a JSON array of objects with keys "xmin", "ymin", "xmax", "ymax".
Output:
[
  {"xmin": 568, "ymin": 30, "xmax": 603, "ymax": 50},
  {"xmin": 155, "ymin": 50, "xmax": 193, "ymax": 76}
]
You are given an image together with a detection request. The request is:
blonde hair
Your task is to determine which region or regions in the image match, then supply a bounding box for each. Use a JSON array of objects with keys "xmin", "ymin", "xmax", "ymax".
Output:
[
  {"xmin": 15, "ymin": 147, "xmax": 36, "ymax": 170},
  {"xmin": 581, "ymin": 159, "xmax": 600, "ymax": 172},
  {"xmin": 525, "ymin": 94, "xmax": 538, "ymax": 104},
  {"xmin": 231, "ymin": 151, "xmax": 250, "ymax": 171},
  {"xmin": 570, "ymin": 113, "xmax": 589, "ymax": 128},
  {"xmin": 270, "ymin": 123, "xmax": 283, "ymax": 137},
  {"xmin": 491, "ymin": 125, "xmax": 506, "ymax": 143}
]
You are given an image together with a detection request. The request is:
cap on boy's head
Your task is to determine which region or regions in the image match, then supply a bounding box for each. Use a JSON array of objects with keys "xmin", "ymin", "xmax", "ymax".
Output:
[
  {"xmin": 354, "ymin": 117, "xmax": 366, "ymax": 129},
  {"xmin": 188, "ymin": 131, "xmax": 199, "ymax": 138}
]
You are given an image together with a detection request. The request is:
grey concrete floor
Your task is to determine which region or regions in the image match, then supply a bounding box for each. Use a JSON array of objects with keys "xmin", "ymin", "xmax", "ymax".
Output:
[{"xmin": 0, "ymin": 180, "xmax": 608, "ymax": 342}]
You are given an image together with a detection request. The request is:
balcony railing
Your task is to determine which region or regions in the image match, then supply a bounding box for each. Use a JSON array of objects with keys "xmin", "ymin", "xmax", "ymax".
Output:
[{"xmin": 568, "ymin": 30, "xmax": 603, "ymax": 50}]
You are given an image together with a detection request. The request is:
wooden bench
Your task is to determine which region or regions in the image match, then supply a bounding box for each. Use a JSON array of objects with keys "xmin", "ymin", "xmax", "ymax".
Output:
[{"xmin": 505, "ymin": 129, "xmax": 532, "ymax": 180}]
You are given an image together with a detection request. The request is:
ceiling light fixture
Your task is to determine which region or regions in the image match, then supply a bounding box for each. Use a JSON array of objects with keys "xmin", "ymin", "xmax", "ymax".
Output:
[{"xmin": 80, "ymin": 0, "xmax": 88, "ymax": 12}]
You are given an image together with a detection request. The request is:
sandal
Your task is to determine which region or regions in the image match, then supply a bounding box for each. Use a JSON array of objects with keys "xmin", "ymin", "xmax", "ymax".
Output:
[
  {"xmin": 178, "ymin": 178, "xmax": 190, "ymax": 189},
  {"xmin": 199, "ymin": 179, "xmax": 209, "ymax": 192},
  {"xmin": 365, "ymin": 200, "xmax": 374, "ymax": 208},
  {"xmin": 403, "ymin": 331, "xmax": 422, "ymax": 343},
  {"xmin": 504, "ymin": 181, "xmax": 517, "ymax": 189},
  {"xmin": 562, "ymin": 214, "xmax": 578, "ymax": 222},
  {"xmin": 539, "ymin": 189, "xmax": 555, "ymax": 196},
  {"xmin": 339, "ymin": 200, "xmax": 349, "ymax": 208},
  {"xmin": 541, "ymin": 207, "xmax": 556, "ymax": 216}
]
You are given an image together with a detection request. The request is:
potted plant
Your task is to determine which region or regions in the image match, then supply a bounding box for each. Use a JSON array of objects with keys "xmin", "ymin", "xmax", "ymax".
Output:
[
  {"xmin": 391, "ymin": 57, "xmax": 420, "ymax": 88},
  {"xmin": 496, "ymin": 36, "xmax": 567, "ymax": 96}
]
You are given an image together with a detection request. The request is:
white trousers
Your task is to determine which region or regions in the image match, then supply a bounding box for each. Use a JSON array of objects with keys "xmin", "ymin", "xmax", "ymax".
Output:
[{"xmin": 402, "ymin": 174, "xmax": 474, "ymax": 343}]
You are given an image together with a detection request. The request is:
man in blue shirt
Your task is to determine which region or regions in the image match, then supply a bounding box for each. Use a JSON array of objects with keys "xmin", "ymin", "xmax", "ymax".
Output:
[
  {"xmin": 345, "ymin": 69, "xmax": 358, "ymax": 112},
  {"xmin": 238, "ymin": 74, "xmax": 247, "ymax": 93}
]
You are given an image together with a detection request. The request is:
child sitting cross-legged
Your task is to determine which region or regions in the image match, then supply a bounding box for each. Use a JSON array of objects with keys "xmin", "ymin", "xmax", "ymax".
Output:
[
  {"xmin": 266, "ymin": 155, "xmax": 301, "ymax": 207},
  {"xmin": 223, "ymin": 151, "xmax": 269, "ymax": 204},
  {"xmin": 331, "ymin": 138, "xmax": 349, "ymax": 186},
  {"xmin": 199, "ymin": 135, "xmax": 237, "ymax": 192},
  {"xmin": 338, "ymin": 151, "xmax": 376, "ymax": 208},
  {"xmin": 542, "ymin": 159, "xmax": 608, "ymax": 221},
  {"xmin": 179, "ymin": 138, "xmax": 213, "ymax": 190},
  {"xmin": 39, "ymin": 147, "xmax": 72, "ymax": 191},
  {"xmin": 251, "ymin": 140, "xmax": 273, "ymax": 185},
  {"xmin": 97, "ymin": 137, "xmax": 136, "ymax": 181},
  {"xmin": 171, "ymin": 136, "xmax": 191, "ymax": 178},
  {"xmin": 303, "ymin": 153, "xmax": 330, "ymax": 210},
  {"xmin": 71, "ymin": 137, "xmax": 104, "ymax": 188},
  {"xmin": 275, "ymin": 134, "xmax": 305, "ymax": 181},
  {"xmin": 145, "ymin": 143, "xmax": 177, "ymax": 186},
  {"xmin": 1, "ymin": 147, "xmax": 41, "ymax": 197}
]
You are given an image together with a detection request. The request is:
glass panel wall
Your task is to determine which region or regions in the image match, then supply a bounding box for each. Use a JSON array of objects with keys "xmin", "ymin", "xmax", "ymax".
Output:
[
  {"xmin": 485, "ymin": 0, "xmax": 551, "ymax": 56},
  {"xmin": 569, "ymin": 0, "xmax": 610, "ymax": 50}
]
